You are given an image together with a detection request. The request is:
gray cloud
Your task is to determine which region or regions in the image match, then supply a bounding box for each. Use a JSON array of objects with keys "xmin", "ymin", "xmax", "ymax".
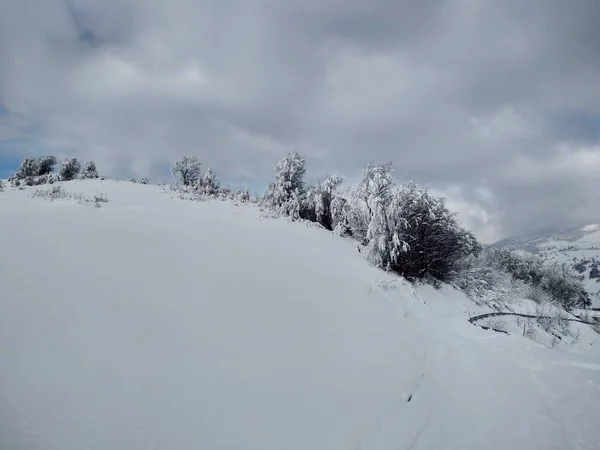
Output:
[{"xmin": 1, "ymin": 0, "xmax": 599, "ymax": 242}]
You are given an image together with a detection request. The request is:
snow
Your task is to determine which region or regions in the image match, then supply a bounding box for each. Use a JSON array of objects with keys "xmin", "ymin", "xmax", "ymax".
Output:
[{"xmin": 1, "ymin": 180, "xmax": 599, "ymax": 450}]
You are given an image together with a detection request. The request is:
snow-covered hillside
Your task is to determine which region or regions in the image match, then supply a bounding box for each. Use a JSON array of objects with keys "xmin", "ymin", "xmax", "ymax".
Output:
[
  {"xmin": 494, "ymin": 224, "xmax": 600, "ymax": 307},
  {"xmin": 1, "ymin": 180, "xmax": 599, "ymax": 450}
]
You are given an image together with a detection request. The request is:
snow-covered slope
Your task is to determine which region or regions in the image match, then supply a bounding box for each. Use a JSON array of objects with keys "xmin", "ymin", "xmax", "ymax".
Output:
[
  {"xmin": 1, "ymin": 180, "xmax": 599, "ymax": 450},
  {"xmin": 493, "ymin": 224, "xmax": 600, "ymax": 307}
]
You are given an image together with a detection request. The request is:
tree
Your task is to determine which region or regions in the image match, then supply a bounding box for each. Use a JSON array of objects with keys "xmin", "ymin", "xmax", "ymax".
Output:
[
  {"xmin": 304, "ymin": 174, "xmax": 343, "ymax": 229},
  {"xmin": 331, "ymin": 196, "xmax": 352, "ymax": 235},
  {"xmin": 352, "ymin": 162, "xmax": 395, "ymax": 242},
  {"xmin": 15, "ymin": 157, "xmax": 38, "ymax": 179},
  {"xmin": 385, "ymin": 182, "xmax": 481, "ymax": 282},
  {"xmin": 36, "ymin": 155, "xmax": 57, "ymax": 175},
  {"xmin": 199, "ymin": 166, "xmax": 219, "ymax": 195},
  {"xmin": 264, "ymin": 152, "xmax": 307, "ymax": 217},
  {"xmin": 172, "ymin": 156, "xmax": 201, "ymax": 186},
  {"xmin": 80, "ymin": 161, "xmax": 99, "ymax": 179},
  {"xmin": 60, "ymin": 158, "xmax": 81, "ymax": 181}
]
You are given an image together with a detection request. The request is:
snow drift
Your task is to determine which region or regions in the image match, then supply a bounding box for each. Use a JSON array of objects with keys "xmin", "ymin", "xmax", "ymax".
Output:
[{"xmin": 1, "ymin": 180, "xmax": 599, "ymax": 450}]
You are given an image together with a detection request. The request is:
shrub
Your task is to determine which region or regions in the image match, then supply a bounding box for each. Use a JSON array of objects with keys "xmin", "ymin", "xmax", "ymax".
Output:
[
  {"xmin": 91, "ymin": 193, "xmax": 108, "ymax": 208},
  {"xmin": 37, "ymin": 173, "xmax": 57, "ymax": 185},
  {"xmin": 80, "ymin": 161, "xmax": 99, "ymax": 179},
  {"xmin": 15, "ymin": 157, "xmax": 38, "ymax": 179},
  {"xmin": 32, "ymin": 185, "xmax": 67, "ymax": 201},
  {"xmin": 60, "ymin": 158, "xmax": 81, "ymax": 181},
  {"xmin": 36, "ymin": 155, "xmax": 57, "ymax": 175}
]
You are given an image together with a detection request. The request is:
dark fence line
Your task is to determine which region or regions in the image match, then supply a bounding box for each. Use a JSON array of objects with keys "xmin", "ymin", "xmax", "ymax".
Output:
[{"xmin": 469, "ymin": 311, "xmax": 596, "ymax": 326}]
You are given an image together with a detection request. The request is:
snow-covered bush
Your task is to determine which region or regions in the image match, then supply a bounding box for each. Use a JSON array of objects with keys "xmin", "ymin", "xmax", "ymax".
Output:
[
  {"xmin": 37, "ymin": 173, "xmax": 57, "ymax": 185},
  {"xmin": 32, "ymin": 185, "xmax": 108, "ymax": 207},
  {"xmin": 172, "ymin": 156, "xmax": 201, "ymax": 186},
  {"xmin": 0, "ymin": 180, "xmax": 4, "ymax": 191},
  {"xmin": 80, "ymin": 161, "xmax": 99, "ymax": 179},
  {"xmin": 60, "ymin": 158, "xmax": 81, "ymax": 181},
  {"xmin": 483, "ymin": 317, "xmax": 509, "ymax": 333},
  {"xmin": 230, "ymin": 188, "xmax": 252, "ymax": 203},
  {"xmin": 128, "ymin": 178, "xmax": 149, "ymax": 184},
  {"xmin": 264, "ymin": 152, "xmax": 307, "ymax": 219},
  {"xmin": 32, "ymin": 185, "xmax": 68, "ymax": 201},
  {"xmin": 36, "ymin": 155, "xmax": 57, "ymax": 175},
  {"xmin": 91, "ymin": 193, "xmax": 108, "ymax": 208}
]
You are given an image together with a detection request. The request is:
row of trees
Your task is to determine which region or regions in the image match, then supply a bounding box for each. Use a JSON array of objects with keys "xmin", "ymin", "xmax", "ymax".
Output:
[
  {"xmin": 260, "ymin": 152, "xmax": 481, "ymax": 282},
  {"xmin": 8, "ymin": 152, "xmax": 590, "ymax": 304},
  {"xmin": 492, "ymin": 249, "xmax": 590, "ymax": 309},
  {"xmin": 169, "ymin": 153, "xmax": 480, "ymax": 283},
  {"xmin": 9, "ymin": 156, "xmax": 99, "ymax": 186}
]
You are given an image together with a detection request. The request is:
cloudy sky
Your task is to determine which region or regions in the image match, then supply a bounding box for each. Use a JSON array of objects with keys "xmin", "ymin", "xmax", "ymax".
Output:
[{"xmin": 1, "ymin": 0, "xmax": 599, "ymax": 242}]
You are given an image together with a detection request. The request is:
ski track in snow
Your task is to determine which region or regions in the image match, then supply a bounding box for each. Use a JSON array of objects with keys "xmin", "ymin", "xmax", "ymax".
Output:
[{"xmin": 1, "ymin": 180, "xmax": 599, "ymax": 450}]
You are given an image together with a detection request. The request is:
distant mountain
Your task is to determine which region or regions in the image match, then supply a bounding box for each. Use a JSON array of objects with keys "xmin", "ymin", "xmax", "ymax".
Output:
[{"xmin": 492, "ymin": 223, "xmax": 600, "ymax": 307}]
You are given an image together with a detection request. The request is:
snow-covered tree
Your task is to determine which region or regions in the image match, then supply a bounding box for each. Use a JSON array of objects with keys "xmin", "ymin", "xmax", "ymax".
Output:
[
  {"xmin": 305, "ymin": 174, "xmax": 343, "ymax": 229},
  {"xmin": 198, "ymin": 166, "xmax": 220, "ymax": 195},
  {"xmin": 15, "ymin": 157, "xmax": 38, "ymax": 179},
  {"xmin": 172, "ymin": 156, "xmax": 201, "ymax": 186},
  {"xmin": 60, "ymin": 158, "xmax": 81, "ymax": 181},
  {"xmin": 80, "ymin": 161, "xmax": 99, "ymax": 179},
  {"xmin": 331, "ymin": 195, "xmax": 352, "ymax": 235},
  {"xmin": 357, "ymin": 163, "xmax": 394, "ymax": 217},
  {"xmin": 383, "ymin": 182, "xmax": 480, "ymax": 281},
  {"xmin": 0, "ymin": 180, "xmax": 4, "ymax": 191},
  {"xmin": 264, "ymin": 152, "xmax": 307, "ymax": 217},
  {"xmin": 36, "ymin": 155, "xmax": 57, "ymax": 175},
  {"xmin": 351, "ymin": 162, "xmax": 395, "ymax": 242},
  {"xmin": 365, "ymin": 196, "xmax": 396, "ymax": 268}
]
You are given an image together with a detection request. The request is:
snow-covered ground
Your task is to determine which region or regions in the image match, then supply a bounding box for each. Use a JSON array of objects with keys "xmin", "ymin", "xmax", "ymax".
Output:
[{"xmin": 1, "ymin": 180, "xmax": 599, "ymax": 450}]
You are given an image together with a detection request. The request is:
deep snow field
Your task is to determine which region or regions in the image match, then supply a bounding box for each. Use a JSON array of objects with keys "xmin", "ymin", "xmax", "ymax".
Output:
[{"xmin": 1, "ymin": 180, "xmax": 599, "ymax": 450}]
